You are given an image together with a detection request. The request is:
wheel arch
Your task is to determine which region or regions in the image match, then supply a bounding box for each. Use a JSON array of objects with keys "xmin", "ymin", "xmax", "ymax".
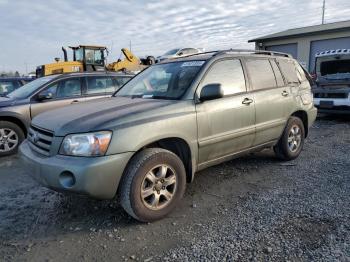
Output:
[
  {"xmin": 0, "ymin": 115, "xmax": 28, "ymax": 137},
  {"xmin": 132, "ymin": 137, "xmax": 195, "ymax": 183},
  {"xmin": 291, "ymin": 110, "xmax": 308, "ymax": 137}
]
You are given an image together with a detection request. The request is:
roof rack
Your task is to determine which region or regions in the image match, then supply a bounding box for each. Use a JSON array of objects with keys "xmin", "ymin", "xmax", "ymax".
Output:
[{"xmin": 175, "ymin": 49, "xmax": 292, "ymax": 59}]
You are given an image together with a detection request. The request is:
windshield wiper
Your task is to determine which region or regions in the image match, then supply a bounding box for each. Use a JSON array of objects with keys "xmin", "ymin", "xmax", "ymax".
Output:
[{"xmin": 146, "ymin": 95, "xmax": 177, "ymax": 100}]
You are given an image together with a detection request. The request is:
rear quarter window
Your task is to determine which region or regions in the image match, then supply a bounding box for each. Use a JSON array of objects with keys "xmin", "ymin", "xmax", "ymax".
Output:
[{"xmin": 277, "ymin": 59, "xmax": 300, "ymax": 84}]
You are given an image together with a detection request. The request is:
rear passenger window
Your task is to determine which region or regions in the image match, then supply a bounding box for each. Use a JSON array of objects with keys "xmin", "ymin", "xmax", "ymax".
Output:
[
  {"xmin": 277, "ymin": 59, "xmax": 299, "ymax": 84},
  {"xmin": 201, "ymin": 59, "xmax": 246, "ymax": 96},
  {"xmin": 87, "ymin": 76, "xmax": 115, "ymax": 94},
  {"xmin": 270, "ymin": 60, "xmax": 285, "ymax": 87},
  {"xmin": 245, "ymin": 59, "xmax": 277, "ymax": 90}
]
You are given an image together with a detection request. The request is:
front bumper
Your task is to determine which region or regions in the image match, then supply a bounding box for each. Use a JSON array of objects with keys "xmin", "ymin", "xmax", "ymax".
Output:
[{"xmin": 19, "ymin": 140, "xmax": 133, "ymax": 199}]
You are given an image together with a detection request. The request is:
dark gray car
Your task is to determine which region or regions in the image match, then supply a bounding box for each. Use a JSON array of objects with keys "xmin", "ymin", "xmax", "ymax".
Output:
[
  {"xmin": 0, "ymin": 72, "xmax": 132, "ymax": 156},
  {"xmin": 20, "ymin": 50, "xmax": 317, "ymax": 222}
]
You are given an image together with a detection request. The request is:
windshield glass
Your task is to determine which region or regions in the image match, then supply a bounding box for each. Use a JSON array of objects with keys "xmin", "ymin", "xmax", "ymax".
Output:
[
  {"xmin": 164, "ymin": 49, "xmax": 180, "ymax": 56},
  {"xmin": 115, "ymin": 61, "xmax": 204, "ymax": 99},
  {"xmin": 8, "ymin": 76, "xmax": 56, "ymax": 99}
]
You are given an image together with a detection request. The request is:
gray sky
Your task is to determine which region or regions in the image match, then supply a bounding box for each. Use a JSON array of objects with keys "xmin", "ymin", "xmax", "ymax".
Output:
[{"xmin": 1, "ymin": 0, "xmax": 349, "ymax": 74}]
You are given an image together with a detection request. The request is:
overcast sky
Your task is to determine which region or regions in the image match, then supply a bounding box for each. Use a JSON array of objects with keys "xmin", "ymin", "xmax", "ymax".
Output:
[{"xmin": 0, "ymin": 0, "xmax": 349, "ymax": 74}]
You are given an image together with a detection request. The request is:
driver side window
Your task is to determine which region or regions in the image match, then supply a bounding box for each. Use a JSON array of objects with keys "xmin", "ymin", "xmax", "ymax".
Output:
[{"xmin": 39, "ymin": 83, "xmax": 58, "ymax": 99}]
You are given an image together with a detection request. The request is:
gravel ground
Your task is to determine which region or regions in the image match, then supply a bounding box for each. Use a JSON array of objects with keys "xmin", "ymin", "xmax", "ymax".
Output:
[{"xmin": 0, "ymin": 115, "xmax": 349, "ymax": 261}]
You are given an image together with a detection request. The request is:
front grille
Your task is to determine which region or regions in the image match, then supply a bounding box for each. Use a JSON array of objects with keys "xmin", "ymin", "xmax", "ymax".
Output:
[
  {"xmin": 314, "ymin": 93, "xmax": 349, "ymax": 99},
  {"xmin": 28, "ymin": 125, "xmax": 54, "ymax": 156}
]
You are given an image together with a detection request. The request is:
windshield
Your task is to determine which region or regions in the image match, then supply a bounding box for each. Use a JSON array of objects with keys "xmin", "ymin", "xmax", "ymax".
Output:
[
  {"xmin": 164, "ymin": 49, "xmax": 180, "ymax": 56},
  {"xmin": 115, "ymin": 61, "xmax": 204, "ymax": 99},
  {"xmin": 8, "ymin": 76, "xmax": 56, "ymax": 99}
]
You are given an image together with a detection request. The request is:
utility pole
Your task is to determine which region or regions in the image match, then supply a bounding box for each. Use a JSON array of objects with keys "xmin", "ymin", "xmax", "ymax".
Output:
[{"xmin": 322, "ymin": 0, "xmax": 326, "ymax": 24}]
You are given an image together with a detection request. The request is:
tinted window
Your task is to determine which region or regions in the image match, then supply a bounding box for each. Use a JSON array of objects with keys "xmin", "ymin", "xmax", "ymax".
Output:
[
  {"xmin": 86, "ymin": 76, "xmax": 114, "ymax": 94},
  {"xmin": 56, "ymin": 78, "xmax": 82, "ymax": 98},
  {"xmin": 270, "ymin": 60, "xmax": 285, "ymax": 87},
  {"xmin": 201, "ymin": 59, "xmax": 246, "ymax": 96},
  {"xmin": 277, "ymin": 59, "xmax": 299, "ymax": 84},
  {"xmin": 246, "ymin": 59, "xmax": 277, "ymax": 90}
]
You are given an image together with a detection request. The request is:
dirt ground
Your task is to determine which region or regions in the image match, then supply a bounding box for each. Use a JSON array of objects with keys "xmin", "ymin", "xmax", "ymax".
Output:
[{"xmin": 0, "ymin": 115, "xmax": 349, "ymax": 261}]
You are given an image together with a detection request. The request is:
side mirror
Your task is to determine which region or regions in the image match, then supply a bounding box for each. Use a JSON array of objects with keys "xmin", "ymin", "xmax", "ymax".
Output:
[
  {"xmin": 37, "ymin": 92, "xmax": 53, "ymax": 101},
  {"xmin": 199, "ymin": 84, "xmax": 224, "ymax": 101}
]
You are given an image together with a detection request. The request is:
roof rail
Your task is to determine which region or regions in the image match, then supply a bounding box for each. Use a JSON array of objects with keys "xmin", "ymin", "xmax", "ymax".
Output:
[{"xmin": 176, "ymin": 49, "xmax": 292, "ymax": 59}]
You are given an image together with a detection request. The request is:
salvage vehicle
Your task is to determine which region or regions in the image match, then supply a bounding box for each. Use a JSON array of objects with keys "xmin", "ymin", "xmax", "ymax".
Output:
[
  {"xmin": 36, "ymin": 45, "xmax": 154, "ymax": 77},
  {"xmin": 156, "ymin": 48, "xmax": 204, "ymax": 62},
  {"xmin": 0, "ymin": 77, "xmax": 33, "ymax": 97},
  {"xmin": 20, "ymin": 49, "xmax": 317, "ymax": 222},
  {"xmin": 0, "ymin": 72, "xmax": 132, "ymax": 156},
  {"xmin": 313, "ymin": 49, "xmax": 350, "ymax": 114}
]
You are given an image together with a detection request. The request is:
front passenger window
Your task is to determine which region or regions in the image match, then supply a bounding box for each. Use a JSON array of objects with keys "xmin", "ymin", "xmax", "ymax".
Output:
[{"xmin": 201, "ymin": 59, "xmax": 246, "ymax": 96}]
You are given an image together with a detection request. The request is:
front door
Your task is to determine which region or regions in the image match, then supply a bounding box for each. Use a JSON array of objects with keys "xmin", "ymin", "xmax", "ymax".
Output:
[
  {"xmin": 30, "ymin": 77, "xmax": 85, "ymax": 119},
  {"xmin": 196, "ymin": 58, "xmax": 256, "ymax": 165}
]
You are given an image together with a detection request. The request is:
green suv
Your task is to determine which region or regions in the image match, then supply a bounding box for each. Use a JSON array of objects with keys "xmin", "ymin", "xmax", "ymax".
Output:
[{"xmin": 20, "ymin": 50, "xmax": 317, "ymax": 222}]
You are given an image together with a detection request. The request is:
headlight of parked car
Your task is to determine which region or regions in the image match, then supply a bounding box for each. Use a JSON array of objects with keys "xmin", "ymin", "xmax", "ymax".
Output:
[{"xmin": 59, "ymin": 131, "xmax": 112, "ymax": 156}]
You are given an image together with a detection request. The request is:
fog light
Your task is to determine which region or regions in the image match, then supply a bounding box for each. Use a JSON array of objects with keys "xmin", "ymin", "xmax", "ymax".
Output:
[{"xmin": 59, "ymin": 171, "xmax": 76, "ymax": 188}]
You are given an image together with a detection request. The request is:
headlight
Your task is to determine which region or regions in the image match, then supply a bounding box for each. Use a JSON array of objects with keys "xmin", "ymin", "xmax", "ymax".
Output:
[{"xmin": 59, "ymin": 131, "xmax": 112, "ymax": 156}]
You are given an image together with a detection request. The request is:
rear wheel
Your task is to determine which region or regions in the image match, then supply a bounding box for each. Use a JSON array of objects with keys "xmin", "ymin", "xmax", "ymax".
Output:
[
  {"xmin": 0, "ymin": 121, "xmax": 25, "ymax": 156},
  {"xmin": 119, "ymin": 148, "xmax": 186, "ymax": 222},
  {"xmin": 274, "ymin": 116, "xmax": 305, "ymax": 161}
]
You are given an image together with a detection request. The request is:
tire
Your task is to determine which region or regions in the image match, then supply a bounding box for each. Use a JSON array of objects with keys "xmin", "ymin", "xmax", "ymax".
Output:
[
  {"xmin": 0, "ymin": 121, "xmax": 25, "ymax": 157},
  {"xmin": 274, "ymin": 116, "xmax": 305, "ymax": 161},
  {"xmin": 119, "ymin": 148, "xmax": 186, "ymax": 222}
]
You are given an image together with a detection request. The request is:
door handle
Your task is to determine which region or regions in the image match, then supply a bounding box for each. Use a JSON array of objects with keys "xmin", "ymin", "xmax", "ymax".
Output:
[
  {"xmin": 71, "ymin": 100, "xmax": 79, "ymax": 104},
  {"xmin": 242, "ymin": 98, "xmax": 253, "ymax": 105},
  {"xmin": 282, "ymin": 90, "xmax": 289, "ymax": 97}
]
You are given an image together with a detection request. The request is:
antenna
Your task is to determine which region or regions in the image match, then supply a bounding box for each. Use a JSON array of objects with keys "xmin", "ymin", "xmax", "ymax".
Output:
[{"xmin": 322, "ymin": 0, "xmax": 326, "ymax": 24}]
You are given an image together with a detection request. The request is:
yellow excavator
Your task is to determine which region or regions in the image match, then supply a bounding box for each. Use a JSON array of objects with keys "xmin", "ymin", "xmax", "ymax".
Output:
[{"xmin": 36, "ymin": 45, "xmax": 154, "ymax": 78}]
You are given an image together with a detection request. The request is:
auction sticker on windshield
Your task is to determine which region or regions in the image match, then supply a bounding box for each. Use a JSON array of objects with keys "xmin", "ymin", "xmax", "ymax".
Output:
[{"xmin": 181, "ymin": 61, "xmax": 205, "ymax": 67}]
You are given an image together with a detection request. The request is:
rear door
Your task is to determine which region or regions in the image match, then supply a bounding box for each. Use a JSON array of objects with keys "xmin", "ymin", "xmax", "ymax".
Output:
[
  {"xmin": 196, "ymin": 58, "xmax": 256, "ymax": 164},
  {"xmin": 244, "ymin": 58, "xmax": 294, "ymax": 146},
  {"xmin": 30, "ymin": 77, "xmax": 84, "ymax": 118}
]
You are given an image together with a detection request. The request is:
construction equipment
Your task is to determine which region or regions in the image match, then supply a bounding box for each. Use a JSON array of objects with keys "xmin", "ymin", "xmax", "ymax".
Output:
[
  {"xmin": 36, "ymin": 45, "xmax": 107, "ymax": 77},
  {"xmin": 36, "ymin": 45, "xmax": 155, "ymax": 78},
  {"xmin": 107, "ymin": 48, "xmax": 154, "ymax": 72}
]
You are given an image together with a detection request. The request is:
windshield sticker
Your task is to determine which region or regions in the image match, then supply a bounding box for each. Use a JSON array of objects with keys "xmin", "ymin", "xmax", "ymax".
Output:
[{"xmin": 181, "ymin": 61, "xmax": 205, "ymax": 67}]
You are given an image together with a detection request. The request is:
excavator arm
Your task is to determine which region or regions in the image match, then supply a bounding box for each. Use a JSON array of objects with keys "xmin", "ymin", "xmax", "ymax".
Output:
[{"xmin": 106, "ymin": 48, "xmax": 146, "ymax": 72}]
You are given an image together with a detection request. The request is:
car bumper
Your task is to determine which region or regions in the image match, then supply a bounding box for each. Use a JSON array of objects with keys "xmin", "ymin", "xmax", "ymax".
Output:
[
  {"xmin": 19, "ymin": 140, "xmax": 133, "ymax": 199},
  {"xmin": 307, "ymin": 106, "xmax": 318, "ymax": 128},
  {"xmin": 313, "ymin": 89, "xmax": 350, "ymax": 114}
]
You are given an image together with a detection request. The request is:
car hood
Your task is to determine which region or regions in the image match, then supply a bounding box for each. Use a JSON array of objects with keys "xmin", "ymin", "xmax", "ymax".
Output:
[
  {"xmin": 32, "ymin": 97, "xmax": 187, "ymax": 136},
  {"xmin": 0, "ymin": 96, "xmax": 17, "ymax": 108}
]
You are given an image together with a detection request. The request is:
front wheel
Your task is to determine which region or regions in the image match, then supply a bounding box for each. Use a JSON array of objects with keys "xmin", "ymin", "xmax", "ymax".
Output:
[
  {"xmin": 119, "ymin": 148, "xmax": 186, "ymax": 222},
  {"xmin": 274, "ymin": 116, "xmax": 305, "ymax": 161},
  {"xmin": 0, "ymin": 121, "xmax": 25, "ymax": 157}
]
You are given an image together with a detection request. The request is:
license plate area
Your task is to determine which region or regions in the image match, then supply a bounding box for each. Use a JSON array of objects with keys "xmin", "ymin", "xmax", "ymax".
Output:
[{"xmin": 319, "ymin": 100, "xmax": 334, "ymax": 108}]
